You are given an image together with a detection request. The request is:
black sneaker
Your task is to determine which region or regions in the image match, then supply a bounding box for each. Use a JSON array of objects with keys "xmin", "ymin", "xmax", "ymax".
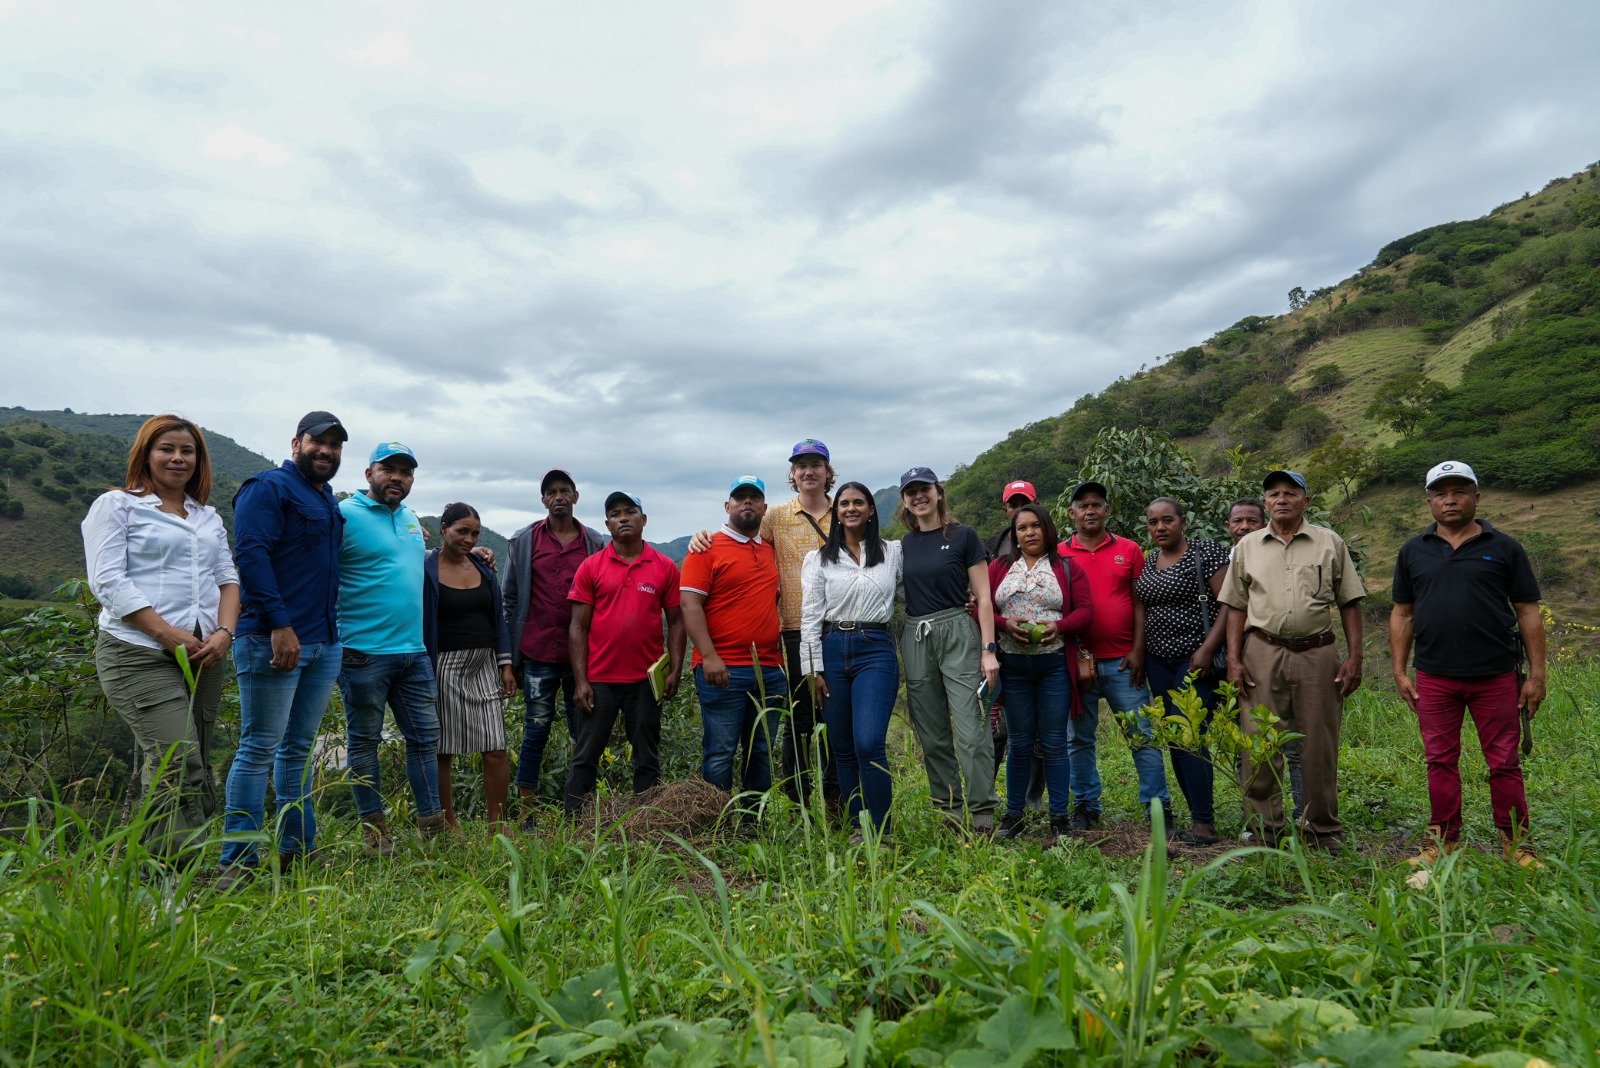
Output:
[
  {"xmin": 1048, "ymin": 815, "xmax": 1074, "ymax": 839},
  {"xmin": 996, "ymin": 812, "xmax": 1029, "ymax": 841},
  {"xmin": 1067, "ymin": 804, "xmax": 1101, "ymax": 834}
]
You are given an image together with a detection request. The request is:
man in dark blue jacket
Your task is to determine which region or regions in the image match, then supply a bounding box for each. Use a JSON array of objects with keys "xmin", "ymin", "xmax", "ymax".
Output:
[{"xmin": 218, "ymin": 411, "xmax": 347, "ymax": 887}]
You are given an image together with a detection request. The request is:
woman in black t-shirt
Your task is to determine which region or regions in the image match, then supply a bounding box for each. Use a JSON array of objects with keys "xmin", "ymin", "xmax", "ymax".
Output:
[
  {"xmin": 1134, "ymin": 497, "xmax": 1229, "ymax": 844},
  {"xmin": 425, "ymin": 503, "xmax": 517, "ymax": 834},
  {"xmin": 896, "ymin": 467, "xmax": 1002, "ymax": 833}
]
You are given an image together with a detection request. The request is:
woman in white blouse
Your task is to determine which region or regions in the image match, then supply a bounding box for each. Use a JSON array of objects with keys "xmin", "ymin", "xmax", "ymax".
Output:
[
  {"xmin": 81, "ymin": 415, "xmax": 239, "ymax": 863},
  {"xmin": 800, "ymin": 481, "xmax": 902, "ymax": 836}
]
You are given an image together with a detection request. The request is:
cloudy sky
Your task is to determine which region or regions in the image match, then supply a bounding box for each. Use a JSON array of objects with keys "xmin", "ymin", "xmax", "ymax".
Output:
[{"xmin": 4, "ymin": 1, "xmax": 1597, "ymax": 538}]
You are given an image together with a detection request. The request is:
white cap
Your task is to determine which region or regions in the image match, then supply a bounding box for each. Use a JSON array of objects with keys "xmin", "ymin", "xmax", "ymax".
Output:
[{"xmin": 1425, "ymin": 461, "xmax": 1478, "ymax": 488}]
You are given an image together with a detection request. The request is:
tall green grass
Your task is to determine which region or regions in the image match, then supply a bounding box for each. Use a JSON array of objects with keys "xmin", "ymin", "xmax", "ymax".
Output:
[{"xmin": 3, "ymin": 665, "xmax": 1597, "ymax": 1065}]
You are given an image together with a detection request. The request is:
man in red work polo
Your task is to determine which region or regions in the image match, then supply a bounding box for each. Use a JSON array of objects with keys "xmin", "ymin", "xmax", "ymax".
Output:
[
  {"xmin": 503, "ymin": 468, "xmax": 606, "ymax": 820},
  {"xmin": 1060, "ymin": 480, "xmax": 1171, "ymax": 833},
  {"xmin": 562, "ymin": 492, "xmax": 685, "ymax": 817}
]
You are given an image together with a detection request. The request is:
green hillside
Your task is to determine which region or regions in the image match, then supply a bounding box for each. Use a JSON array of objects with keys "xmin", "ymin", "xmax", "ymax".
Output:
[{"xmin": 944, "ymin": 161, "xmax": 1600, "ymax": 624}]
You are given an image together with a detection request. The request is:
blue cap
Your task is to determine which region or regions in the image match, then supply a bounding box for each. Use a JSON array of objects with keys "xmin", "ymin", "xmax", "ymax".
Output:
[
  {"xmin": 729, "ymin": 474, "xmax": 766, "ymax": 497},
  {"xmin": 789, "ymin": 438, "xmax": 830, "ymax": 463},
  {"xmin": 369, "ymin": 441, "xmax": 418, "ymax": 466},
  {"xmin": 1262, "ymin": 469, "xmax": 1307, "ymax": 492},
  {"xmin": 604, "ymin": 491, "xmax": 642, "ymax": 513},
  {"xmin": 899, "ymin": 466, "xmax": 938, "ymax": 491}
]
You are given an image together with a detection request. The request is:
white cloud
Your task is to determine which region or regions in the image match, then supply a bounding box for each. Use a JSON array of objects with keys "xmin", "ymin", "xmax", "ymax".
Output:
[{"xmin": 199, "ymin": 122, "xmax": 291, "ymax": 167}]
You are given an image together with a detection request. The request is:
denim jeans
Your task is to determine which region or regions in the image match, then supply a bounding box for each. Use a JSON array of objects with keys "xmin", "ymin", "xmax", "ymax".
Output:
[
  {"xmin": 220, "ymin": 635, "xmax": 342, "ymax": 867},
  {"xmin": 338, "ymin": 649, "xmax": 443, "ymax": 821},
  {"xmin": 1145, "ymin": 653, "xmax": 1217, "ymax": 825},
  {"xmin": 1069, "ymin": 658, "xmax": 1169, "ymax": 812},
  {"xmin": 695, "ymin": 663, "xmax": 786, "ymax": 796},
  {"xmin": 820, "ymin": 628, "xmax": 900, "ymax": 832},
  {"xmin": 517, "ymin": 659, "xmax": 574, "ymax": 793},
  {"xmin": 999, "ymin": 652, "xmax": 1072, "ymax": 818}
]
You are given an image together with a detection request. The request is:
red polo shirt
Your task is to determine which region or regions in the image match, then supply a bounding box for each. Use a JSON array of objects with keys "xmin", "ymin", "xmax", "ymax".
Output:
[
  {"xmin": 1060, "ymin": 532, "xmax": 1144, "ymax": 659},
  {"xmin": 678, "ymin": 528, "xmax": 782, "ymax": 669},
  {"xmin": 568, "ymin": 543, "xmax": 681, "ymax": 684}
]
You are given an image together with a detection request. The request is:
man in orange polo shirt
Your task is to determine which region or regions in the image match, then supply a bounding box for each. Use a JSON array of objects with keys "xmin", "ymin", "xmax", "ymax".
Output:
[
  {"xmin": 680, "ymin": 475, "xmax": 786, "ymax": 799},
  {"xmin": 563, "ymin": 492, "xmax": 685, "ymax": 816},
  {"xmin": 1060, "ymin": 480, "xmax": 1172, "ymax": 833}
]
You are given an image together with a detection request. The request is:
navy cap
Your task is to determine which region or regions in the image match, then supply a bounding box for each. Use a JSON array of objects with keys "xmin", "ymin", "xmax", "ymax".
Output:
[
  {"xmin": 789, "ymin": 438, "xmax": 830, "ymax": 463},
  {"xmin": 368, "ymin": 441, "xmax": 417, "ymax": 466},
  {"xmin": 604, "ymin": 491, "xmax": 643, "ymax": 514},
  {"xmin": 1069, "ymin": 480, "xmax": 1109, "ymax": 503},
  {"xmin": 540, "ymin": 469, "xmax": 577, "ymax": 495},
  {"xmin": 297, "ymin": 410, "xmax": 348, "ymax": 442},
  {"xmin": 729, "ymin": 474, "xmax": 766, "ymax": 497},
  {"xmin": 1263, "ymin": 469, "xmax": 1308, "ymax": 492},
  {"xmin": 899, "ymin": 466, "xmax": 939, "ymax": 491}
]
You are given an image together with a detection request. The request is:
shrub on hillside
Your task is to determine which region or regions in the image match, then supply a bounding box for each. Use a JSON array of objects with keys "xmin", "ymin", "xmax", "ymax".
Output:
[{"xmin": 1282, "ymin": 405, "xmax": 1334, "ymax": 450}]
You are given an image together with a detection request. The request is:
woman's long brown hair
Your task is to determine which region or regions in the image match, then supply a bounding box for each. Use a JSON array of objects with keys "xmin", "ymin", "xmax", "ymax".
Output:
[{"xmin": 124, "ymin": 414, "xmax": 212, "ymax": 504}]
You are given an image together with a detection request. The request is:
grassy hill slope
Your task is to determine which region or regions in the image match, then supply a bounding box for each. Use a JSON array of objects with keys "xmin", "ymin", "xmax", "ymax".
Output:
[{"xmin": 944, "ymin": 161, "xmax": 1600, "ymax": 624}]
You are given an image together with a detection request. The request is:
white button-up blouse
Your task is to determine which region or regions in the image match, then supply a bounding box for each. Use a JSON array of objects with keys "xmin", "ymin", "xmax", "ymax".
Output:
[
  {"xmin": 798, "ymin": 539, "xmax": 902, "ymax": 674},
  {"xmin": 81, "ymin": 490, "xmax": 240, "ymax": 650}
]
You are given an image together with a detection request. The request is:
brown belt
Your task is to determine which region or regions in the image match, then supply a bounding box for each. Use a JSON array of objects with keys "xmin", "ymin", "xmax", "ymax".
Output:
[{"xmin": 1249, "ymin": 628, "xmax": 1334, "ymax": 652}]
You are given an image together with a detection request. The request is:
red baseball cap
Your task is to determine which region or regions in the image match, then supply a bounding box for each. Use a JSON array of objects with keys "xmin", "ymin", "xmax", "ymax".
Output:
[{"xmin": 1001, "ymin": 480, "xmax": 1037, "ymax": 503}]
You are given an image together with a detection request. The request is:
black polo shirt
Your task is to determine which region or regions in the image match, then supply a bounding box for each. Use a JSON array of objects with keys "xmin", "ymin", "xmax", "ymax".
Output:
[{"xmin": 1391, "ymin": 518, "xmax": 1540, "ymax": 678}]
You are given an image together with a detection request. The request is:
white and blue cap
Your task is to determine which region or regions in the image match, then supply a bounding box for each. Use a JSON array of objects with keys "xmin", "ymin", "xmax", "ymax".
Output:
[
  {"xmin": 1262, "ymin": 469, "xmax": 1307, "ymax": 492},
  {"xmin": 729, "ymin": 474, "xmax": 766, "ymax": 497},
  {"xmin": 369, "ymin": 441, "xmax": 418, "ymax": 466},
  {"xmin": 1425, "ymin": 460, "xmax": 1478, "ymax": 488},
  {"xmin": 604, "ymin": 490, "xmax": 643, "ymax": 513}
]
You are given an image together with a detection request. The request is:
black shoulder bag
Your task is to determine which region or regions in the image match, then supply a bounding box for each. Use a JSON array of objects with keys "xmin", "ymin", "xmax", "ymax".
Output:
[{"xmin": 1194, "ymin": 546, "xmax": 1229, "ymax": 675}]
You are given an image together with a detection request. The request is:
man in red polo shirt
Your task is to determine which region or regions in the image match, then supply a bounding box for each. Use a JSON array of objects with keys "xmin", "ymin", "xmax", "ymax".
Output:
[
  {"xmin": 563, "ymin": 492, "xmax": 685, "ymax": 816},
  {"xmin": 1059, "ymin": 480, "xmax": 1172, "ymax": 833},
  {"xmin": 680, "ymin": 475, "xmax": 786, "ymax": 800}
]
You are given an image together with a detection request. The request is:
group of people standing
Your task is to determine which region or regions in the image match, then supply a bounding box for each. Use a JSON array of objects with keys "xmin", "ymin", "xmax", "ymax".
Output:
[{"xmin": 80, "ymin": 411, "xmax": 1548, "ymax": 884}]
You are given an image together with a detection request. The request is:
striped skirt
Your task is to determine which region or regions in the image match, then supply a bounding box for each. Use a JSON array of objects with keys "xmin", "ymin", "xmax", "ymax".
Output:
[{"xmin": 436, "ymin": 647, "xmax": 508, "ymax": 755}]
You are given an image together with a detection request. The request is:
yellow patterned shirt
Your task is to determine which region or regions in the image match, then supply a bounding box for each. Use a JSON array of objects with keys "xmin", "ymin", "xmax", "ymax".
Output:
[{"xmin": 760, "ymin": 496, "xmax": 833, "ymax": 631}]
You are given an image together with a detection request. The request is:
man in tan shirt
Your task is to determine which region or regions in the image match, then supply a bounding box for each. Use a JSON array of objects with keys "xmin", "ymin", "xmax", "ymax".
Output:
[
  {"xmin": 689, "ymin": 439, "xmax": 839, "ymax": 810},
  {"xmin": 1220, "ymin": 469, "xmax": 1364, "ymax": 850}
]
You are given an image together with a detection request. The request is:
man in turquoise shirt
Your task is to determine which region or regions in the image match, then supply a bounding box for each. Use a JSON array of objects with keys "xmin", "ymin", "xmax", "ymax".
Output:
[{"xmin": 337, "ymin": 441, "xmax": 445, "ymax": 855}]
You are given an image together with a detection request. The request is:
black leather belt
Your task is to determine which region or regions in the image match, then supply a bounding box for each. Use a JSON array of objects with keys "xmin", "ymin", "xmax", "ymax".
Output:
[
  {"xmin": 823, "ymin": 620, "xmax": 889, "ymax": 634},
  {"xmin": 1249, "ymin": 628, "xmax": 1334, "ymax": 652}
]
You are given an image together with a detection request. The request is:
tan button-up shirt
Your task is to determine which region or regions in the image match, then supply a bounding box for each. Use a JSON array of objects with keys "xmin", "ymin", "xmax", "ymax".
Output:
[
  {"xmin": 760, "ymin": 496, "xmax": 833, "ymax": 631},
  {"xmin": 1218, "ymin": 521, "xmax": 1365, "ymax": 638}
]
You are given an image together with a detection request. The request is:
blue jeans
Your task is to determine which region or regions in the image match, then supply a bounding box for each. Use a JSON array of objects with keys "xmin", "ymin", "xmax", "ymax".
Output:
[
  {"xmin": 517, "ymin": 659, "xmax": 574, "ymax": 793},
  {"xmin": 821, "ymin": 628, "xmax": 900, "ymax": 832},
  {"xmin": 1069, "ymin": 658, "xmax": 1169, "ymax": 812},
  {"xmin": 1146, "ymin": 653, "xmax": 1217, "ymax": 825},
  {"xmin": 999, "ymin": 652, "xmax": 1072, "ymax": 818},
  {"xmin": 695, "ymin": 663, "xmax": 786, "ymax": 796},
  {"xmin": 338, "ymin": 650, "xmax": 442, "ymax": 821},
  {"xmin": 220, "ymin": 636, "xmax": 342, "ymax": 867}
]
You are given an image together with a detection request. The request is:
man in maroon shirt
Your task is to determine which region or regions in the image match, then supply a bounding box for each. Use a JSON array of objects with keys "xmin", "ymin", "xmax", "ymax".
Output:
[{"xmin": 502, "ymin": 469, "xmax": 606, "ymax": 820}]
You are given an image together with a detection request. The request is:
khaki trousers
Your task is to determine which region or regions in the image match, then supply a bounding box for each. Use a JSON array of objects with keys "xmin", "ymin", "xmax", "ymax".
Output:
[
  {"xmin": 1238, "ymin": 638, "xmax": 1343, "ymax": 842},
  {"xmin": 95, "ymin": 631, "xmax": 224, "ymax": 858},
  {"xmin": 900, "ymin": 608, "xmax": 998, "ymax": 819}
]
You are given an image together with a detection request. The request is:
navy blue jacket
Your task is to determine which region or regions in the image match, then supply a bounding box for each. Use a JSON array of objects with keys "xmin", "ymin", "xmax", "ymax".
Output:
[
  {"xmin": 233, "ymin": 461, "xmax": 343, "ymax": 643},
  {"xmin": 424, "ymin": 549, "xmax": 513, "ymax": 665}
]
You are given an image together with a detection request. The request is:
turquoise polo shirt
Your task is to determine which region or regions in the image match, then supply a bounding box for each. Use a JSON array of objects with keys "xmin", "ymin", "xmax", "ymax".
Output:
[{"xmin": 338, "ymin": 491, "xmax": 426, "ymax": 654}]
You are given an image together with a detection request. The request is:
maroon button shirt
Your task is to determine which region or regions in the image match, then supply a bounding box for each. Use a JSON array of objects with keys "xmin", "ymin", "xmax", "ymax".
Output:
[{"xmin": 519, "ymin": 522, "xmax": 592, "ymax": 663}]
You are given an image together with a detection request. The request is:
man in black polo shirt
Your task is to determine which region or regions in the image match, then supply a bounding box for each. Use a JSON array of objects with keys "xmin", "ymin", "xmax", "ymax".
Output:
[{"xmin": 1390, "ymin": 461, "xmax": 1546, "ymax": 868}]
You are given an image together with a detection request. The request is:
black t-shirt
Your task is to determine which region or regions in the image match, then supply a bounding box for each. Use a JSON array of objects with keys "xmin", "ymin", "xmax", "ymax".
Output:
[
  {"xmin": 437, "ymin": 579, "xmax": 498, "ymax": 653},
  {"xmin": 902, "ymin": 523, "xmax": 987, "ymax": 617},
  {"xmin": 1391, "ymin": 519, "xmax": 1540, "ymax": 678}
]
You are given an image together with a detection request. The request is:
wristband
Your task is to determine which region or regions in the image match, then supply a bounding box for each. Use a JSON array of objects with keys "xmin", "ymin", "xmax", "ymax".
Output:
[{"xmin": 218, "ymin": 626, "xmax": 235, "ymax": 639}]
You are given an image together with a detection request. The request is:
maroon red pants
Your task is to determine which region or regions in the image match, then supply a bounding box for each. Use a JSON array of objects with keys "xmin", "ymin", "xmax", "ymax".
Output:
[{"xmin": 1416, "ymin": 670, "xmax": 1529, "ymax": 840}]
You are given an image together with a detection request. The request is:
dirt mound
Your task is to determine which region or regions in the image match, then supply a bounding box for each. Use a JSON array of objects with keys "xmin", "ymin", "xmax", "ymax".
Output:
[{"xmin": 589, "ymin": 779, "xmax": 733, "ymax": 841}]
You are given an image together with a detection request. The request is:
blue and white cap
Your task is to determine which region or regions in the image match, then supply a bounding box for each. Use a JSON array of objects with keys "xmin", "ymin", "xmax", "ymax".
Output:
[
  {"xmin": 1425, "ymin": 461, "xmax": 1477, "ymax": 488},
  {"xmin": 729, "ymin": 474, "xmax": 766, "ymax": 497},
  {"xmin": 369, "ymin": 441, "xmax": 417, "ymax": 466}
]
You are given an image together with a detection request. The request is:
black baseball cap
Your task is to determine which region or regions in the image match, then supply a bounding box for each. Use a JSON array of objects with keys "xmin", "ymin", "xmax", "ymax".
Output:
[
  {"xmin": 899, "ymin": 466, "xmax": 939, "ymax": 491},
  {"xmin": 1069, "ymin": 480, "xmax": 1108, "ymax": 503},
  {"xmin": 297, "ymin": 410, "xmax": 348, "ymax": 441}
]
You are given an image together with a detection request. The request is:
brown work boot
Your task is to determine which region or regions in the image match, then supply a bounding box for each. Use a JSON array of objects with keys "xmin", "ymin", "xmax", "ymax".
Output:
[
  {"xmin": 1407, "ymin": 825, "xmax": 1459, "ymax": 867},
  {"xmin": 1500, "ymin": 831, "xmax": 1541, "ymax": 869},
  {"xmin": 361, "ymin": 818, "xmax": 395, "ymax": 858},
  {"xmin": 417, "ymin": 811, "xmax": 449, "ymax": 841}
]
